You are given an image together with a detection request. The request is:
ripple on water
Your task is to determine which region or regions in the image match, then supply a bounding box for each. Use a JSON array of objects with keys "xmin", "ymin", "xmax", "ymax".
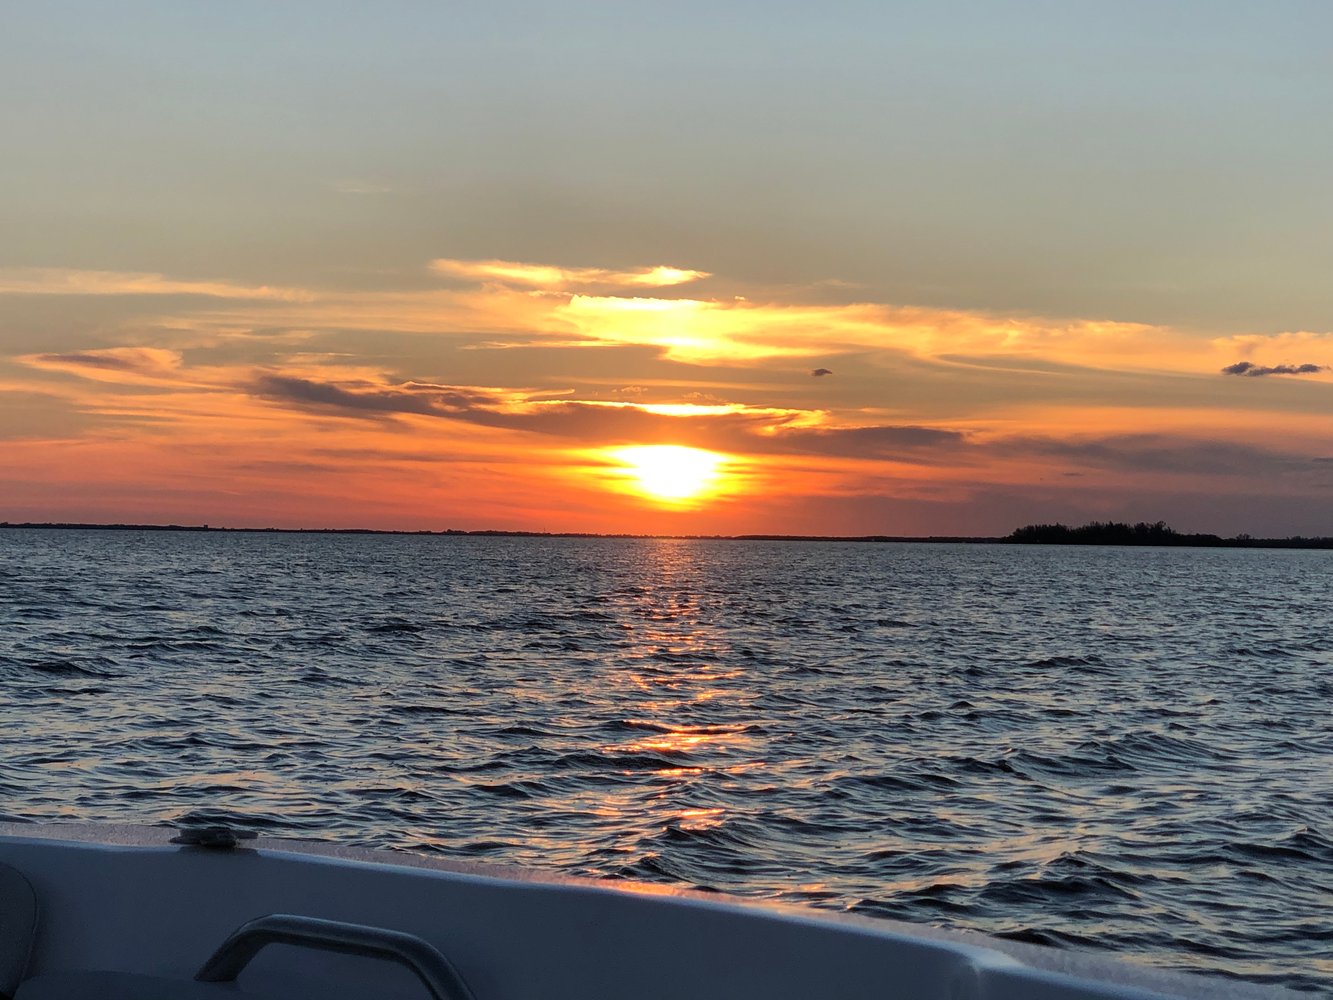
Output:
[{"xmin": 0, "ymin": 529, "xmax": 1329, "ymax": 994}]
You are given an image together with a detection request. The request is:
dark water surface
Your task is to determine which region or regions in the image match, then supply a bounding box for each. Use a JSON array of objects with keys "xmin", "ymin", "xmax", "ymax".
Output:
[{"xmin": 1, "ymin": 529, "xmax": 1329, "ymax": 992}]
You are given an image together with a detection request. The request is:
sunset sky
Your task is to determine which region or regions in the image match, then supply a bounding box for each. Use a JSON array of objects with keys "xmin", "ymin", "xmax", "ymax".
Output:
[{"xmin": 3, "ymin": 3, "xmax": 1331, "ymax": 536}]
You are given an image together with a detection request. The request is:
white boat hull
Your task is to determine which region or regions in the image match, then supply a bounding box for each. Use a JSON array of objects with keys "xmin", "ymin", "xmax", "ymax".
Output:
[{"xmin": 0, "ymin": 823, "xmax": 1297, "ymax": 1000}]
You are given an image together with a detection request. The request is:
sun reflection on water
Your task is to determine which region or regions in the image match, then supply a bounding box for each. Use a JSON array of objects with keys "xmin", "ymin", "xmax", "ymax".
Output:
[
  {"xmin": 603, "ymin": 721, "xmax": 755, "ymax": 760},
  {"xmin": 677, "ymin": 807, "xmax": 727, "ymax": 831}
]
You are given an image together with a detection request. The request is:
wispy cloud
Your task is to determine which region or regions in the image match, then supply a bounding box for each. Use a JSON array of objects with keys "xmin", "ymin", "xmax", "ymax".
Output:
[
  {"xmin": 248, "ymin": 373, "xmax": 802, "ymax": 445},
  {"xmin": 0, "ymin": 268, "xmax": 312, "ymax": 301},
  {"xmin": 38, "ymin": 258, "xmax": 1245, "ymax": 372},
  {"xmin": 431, "ymin": 258, "xmax": 709, "ymax": 289},
  {"xmin": 1006, "ymin": 433, "xmax": 1322, "ymax": 477},
  {"xmin": 22, "ymin": 347, "xmax": 184, "ymax": 383}
]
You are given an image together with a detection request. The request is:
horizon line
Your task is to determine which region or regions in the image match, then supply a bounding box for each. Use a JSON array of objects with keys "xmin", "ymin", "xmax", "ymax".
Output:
[
  {"xmin": 0, "ymin": 520, "xmax": 994, "ymax": 543},
  {"xmin": 2, "ymin": 520, "xmax": 1331, "ymax": 548}
]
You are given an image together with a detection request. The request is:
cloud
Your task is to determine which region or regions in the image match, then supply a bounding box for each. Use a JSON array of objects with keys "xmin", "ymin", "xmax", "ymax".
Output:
[
  {"xmin": 246, "ymin": 372, "xmax": 1323, "ymax": 483},
  {"xmin": 1009, "ymin": 433, "xmax": 1320, "ymax": 478},
  {"xmin": 247, "ymin": 371, "xmax": 982, "ymax": 467},
  {"xmin": 251, "ymin": 375, "xmax": 501, "ymax": 417},
  {"xmin": 551, "ymin": 295, "xmax": 889, "ymax": 362},
  {"xmin": 247, "ymin": 372, "xmax": 808, "ymax": 445},
  {"xmin": 22, "ymin": 348, "xmax": 184, "ymax": 383},
  {"xmin": 0, "ymin": 268, "xmax": 311, "ymax": 301},
  {"xmin": 9, "ymin": 250, "xmax": 1332, "ymax": 537},
  {"xmin": 15, "ymin": 260, "xmax": 1329, "ymax": 383},
  {"xmin": 431, "ymin": 258, "xmax": 709, "ymax": 289},
  {"xmin": 769, "ymin": 424, "xmax": 967, "ymax": 461},
  {"xmin": 1221, "ymin": 361, "xmax": 1327, "ymax": 377},
  {"xmin": 60, "ymin": 258, "xmax": 1242, "ymax": 372}
]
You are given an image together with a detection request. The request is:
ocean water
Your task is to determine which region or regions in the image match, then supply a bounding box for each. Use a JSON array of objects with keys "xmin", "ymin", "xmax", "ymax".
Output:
[{"xmin": 0, "ymin": 528, "xmax": 1329, "ymax": 993}]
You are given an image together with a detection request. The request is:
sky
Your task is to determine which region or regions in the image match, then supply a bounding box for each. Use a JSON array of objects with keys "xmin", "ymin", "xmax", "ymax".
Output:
[{"xmin": 2, "ymin": 2, "xmax": 1331, "ymax": 536}]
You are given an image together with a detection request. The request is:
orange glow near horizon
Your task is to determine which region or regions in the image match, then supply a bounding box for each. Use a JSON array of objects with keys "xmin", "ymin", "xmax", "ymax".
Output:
[{"xmin": 4, "ymin": 253, "xmax": 1332, "ymax": 536}]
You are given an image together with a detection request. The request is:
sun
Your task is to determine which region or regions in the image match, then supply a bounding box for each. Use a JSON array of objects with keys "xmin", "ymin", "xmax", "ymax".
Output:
[{"xmin": 610, "ymin": 445, "xmax": 726, "ymax": 505}]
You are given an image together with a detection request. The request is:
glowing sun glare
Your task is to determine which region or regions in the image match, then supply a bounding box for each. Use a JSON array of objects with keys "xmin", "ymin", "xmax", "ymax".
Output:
[{"xmin": 612, "ymin": 445, "xmax": 725, "ymax": 504}]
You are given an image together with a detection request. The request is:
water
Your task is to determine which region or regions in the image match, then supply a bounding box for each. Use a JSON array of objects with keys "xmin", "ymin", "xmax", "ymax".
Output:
[{"xmin": 1, "ymin": 528, "xmax": 1329, "ymax": 993}]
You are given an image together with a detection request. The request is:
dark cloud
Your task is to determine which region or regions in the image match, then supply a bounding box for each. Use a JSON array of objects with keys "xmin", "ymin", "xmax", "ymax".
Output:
[
  {"xmin": 251, "ymin": 375, "xmax": 498, "ymax": 417},
  {"xmin": 23, "ymin": 348, "xmax": 183, "ymax": 382},
  {"xmin": 811, "ymin": 368, "xmax": 833, "ymax": 377},
  {"xmin": 249, "ymin": 373, "xmax": 783, "ymax": 445},
  {"xmin": 33, "ymin": 352, "xmax": 144, "ymax": 372},
  {"xmin": 771, "ymin": 425, "xmax": 967, "ymax": 461},
  {"xmin": 1221, "ymin": 361, "xmax": 1326, "ymax": 377},
  {"xmin": 251, "ymin": 372, "xmax": 966, "ymax": 461},
  {"xmin": 248, "ymin": 374, "xmax": 1323, "ymax": 484},
  {"xmin": 476, "ymin": 401, "xmax": 770, "ymax": 443},
  {"xmin": 1010, "ymin": 433, "xmax": 1318, "ymax": 477}
]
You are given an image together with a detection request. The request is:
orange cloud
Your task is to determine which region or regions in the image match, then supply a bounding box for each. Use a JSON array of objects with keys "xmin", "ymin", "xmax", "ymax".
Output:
[
  {"xmin": 7, "ymin": 260, "xmax": 1214, "ymax": 377},
  {"xmin": 5, "ymin": 257, "xmax": 1332, "ymax": 536},
  {"xmin": 430, "ymin": 258, "xmax": 708, "ymax": 289},
  {"xmin": 542, "ymin": 294, "xmax": 1206, "ymax": 370},
  {"xmin": 12, "ymin": 262, "xmax": 1333, "ymax": 385},
  {"xmin": 0, "ymin": 268, "xmax": 312, "ymax": 301}
]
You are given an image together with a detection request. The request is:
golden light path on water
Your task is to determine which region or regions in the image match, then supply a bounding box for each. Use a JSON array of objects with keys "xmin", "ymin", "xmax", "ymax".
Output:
[{"xmin": 515, "ymin": 540, "xmax": 772, "ymax": 861}]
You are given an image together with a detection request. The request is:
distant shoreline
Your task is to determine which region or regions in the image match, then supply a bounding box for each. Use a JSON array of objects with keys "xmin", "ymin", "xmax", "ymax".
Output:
[
  {"xmin": 0, "ymin": 521, "xmax": 996, "ymax": 543},
  {"xmin": 2, "ymin": 521, "xmax": 1330, "ymax": 548}
]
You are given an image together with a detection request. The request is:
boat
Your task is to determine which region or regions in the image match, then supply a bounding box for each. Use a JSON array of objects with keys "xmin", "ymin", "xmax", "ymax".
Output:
[{"xmin": 0, "ymin": 821, "xmax": 1299, "ymax": 999}]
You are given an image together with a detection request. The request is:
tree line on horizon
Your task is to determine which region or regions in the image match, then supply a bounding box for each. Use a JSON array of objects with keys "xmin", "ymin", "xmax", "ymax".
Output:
[{"xmin": 1007, "ymin": 520, "xmax": 1332, "ymax": 548}]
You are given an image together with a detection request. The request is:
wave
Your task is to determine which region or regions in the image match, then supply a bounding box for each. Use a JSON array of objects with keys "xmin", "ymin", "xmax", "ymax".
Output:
[{"xmin": 2, "ymin": 530, "xmax": 1329, "ymax": 993}]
